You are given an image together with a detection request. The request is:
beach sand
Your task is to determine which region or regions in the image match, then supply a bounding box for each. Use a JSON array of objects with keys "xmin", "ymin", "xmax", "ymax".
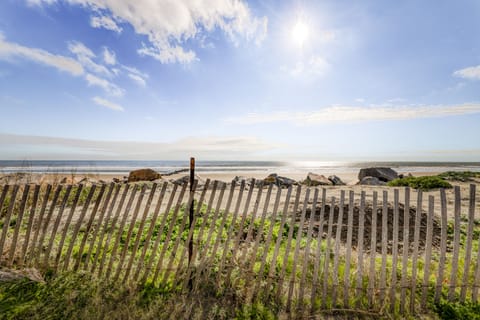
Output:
[{"xmin": 1, "ymin": 169, "xmax": 479, "ymax": 220}]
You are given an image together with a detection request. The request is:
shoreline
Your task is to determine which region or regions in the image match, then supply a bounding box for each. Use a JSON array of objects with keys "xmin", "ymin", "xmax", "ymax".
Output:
[{"xmin": 0, "ymin": 170, "xmax": 445, "ymax": 186}]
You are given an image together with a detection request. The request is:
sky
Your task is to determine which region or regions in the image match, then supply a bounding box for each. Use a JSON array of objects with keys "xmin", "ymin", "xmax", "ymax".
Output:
[{"xmin": 1, "ymin": 0, "xmax": 480, "ymax": 161}]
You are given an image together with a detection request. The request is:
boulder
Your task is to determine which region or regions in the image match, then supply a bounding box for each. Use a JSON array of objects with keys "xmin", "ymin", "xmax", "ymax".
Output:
[
  {"xmin": 328, "ymin": 175, "xmax": 345, "ymax": 186},
  {"xmin": 127, "ymin": 168, "xmax": 161, "ymax": 182},
  {"xmin": 357, "ymin": 176, "xmax": 386, "ymax": 186},
  {"xmin": 303, "ymin": 172, "xmax": 332, "ymax": 186},
  {"xmin": 172, "ymin": 174, "xmax": 205, "ymax": 188},
  {"xmin": 263, "ymin": 173, "xmax": 297, "ymax": 188},
  {"xmin": 358, "ymin": 167, "xmax": 398, "ymax": 182}
]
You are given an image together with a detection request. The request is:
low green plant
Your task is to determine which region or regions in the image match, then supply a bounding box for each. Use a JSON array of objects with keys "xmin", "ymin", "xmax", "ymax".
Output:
[
  {"xmin": 437, "ymin": 171, "xmax": 480, "ymax": 182},
  {"xmin": 387, "ymin": 176, "xmax": 452, "ymax": 190},
  {"xmin": 434, "ymin": 300, "xmax": 480, "ymax": 320}
]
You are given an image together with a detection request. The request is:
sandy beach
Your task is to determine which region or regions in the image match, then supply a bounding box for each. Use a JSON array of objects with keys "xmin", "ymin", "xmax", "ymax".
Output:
[{"xmin": 1, "ymin": 169, "xmax": 479, "ymax": 220}]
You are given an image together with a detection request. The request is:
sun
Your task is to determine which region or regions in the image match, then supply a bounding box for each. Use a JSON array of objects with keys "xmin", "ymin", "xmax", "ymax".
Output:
[{"xmin": 291, "ymin": 20, "xmax": 309, "ymax": 47}]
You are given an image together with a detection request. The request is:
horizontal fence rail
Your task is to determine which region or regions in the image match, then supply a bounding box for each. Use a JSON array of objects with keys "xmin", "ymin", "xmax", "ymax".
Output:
[{"xmin": 0, "ymin": 181, "xmax": 479, "ymax": 316}]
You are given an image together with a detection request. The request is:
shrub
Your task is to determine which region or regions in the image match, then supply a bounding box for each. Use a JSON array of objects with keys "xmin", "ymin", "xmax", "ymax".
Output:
[
  {"xmin": 434, "ymin": 300, "xmax": 480, "ymax": 320},
  {"xmin": 437, "ymin": 171, "xmax": 480, "ymax": 182},
  {"xmin": 387, "ymin": 176, "xmax": 452, "ymax": 191}
]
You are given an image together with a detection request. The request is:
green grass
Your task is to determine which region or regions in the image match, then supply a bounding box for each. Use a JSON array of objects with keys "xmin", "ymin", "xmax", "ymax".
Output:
[
  {"xmin": 387, "ymin": 176, "xmax": 453, "ymax": 190},
  {"xmin": 437, "ymin": 171, "xmax": 480, "ymax": 182}
]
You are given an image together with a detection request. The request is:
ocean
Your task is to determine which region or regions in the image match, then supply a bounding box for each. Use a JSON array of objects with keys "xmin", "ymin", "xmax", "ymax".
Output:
[{"xmin": 0, "ymin": 160, "xmax": 479, "ymax": 175}]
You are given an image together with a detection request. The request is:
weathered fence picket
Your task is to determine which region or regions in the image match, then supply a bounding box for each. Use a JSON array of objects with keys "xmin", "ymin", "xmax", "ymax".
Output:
[{"xmin": 1, "ymin": 180, "xmax": 480, "ymax": 317}]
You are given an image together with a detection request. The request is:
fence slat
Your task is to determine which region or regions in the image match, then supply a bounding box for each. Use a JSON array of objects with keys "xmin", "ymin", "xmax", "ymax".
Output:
[
  {"xmin": 0, "ymin": 185, "xmax": 17, "ymax": 262},
  {"xmin": 36, "ymin": 185, "xmax": 62, "ymax": 264},
  {"xmin": 287, "ymin": 188, "xmax": 310, "ymax": 312},
  {"xmin": 421, "ymin": 195, "xmax": 434, "ymax": 309},
  {"xmin": 356, "ymin": 191, "xmax": 366, "ymax": 308},
  {"xmin": 74, "ymin": 184, "xmax": 106, "ymax": 271},
  {"xmin": 368, "ymin": 191, "xmax": 378, "ymax": 307},
  {"xmin": 43, "ymin": 184, "xmax": 72, "ymax": 267},
  {"xmin": 298, "ymin": 188, "xmax": 319, "ymax": 311},
  {"xmin": 448, "ymin": 186, "xmax": 462, "ymax": 300},
  {"xmin": 217, "ymin": 180, "xmax": 245, "ymax": 283},
  {"xmin": 63, "ymin": 184, "xmax": 97, "ymax": 270},
  {"xmin": 152, "ymin": 182, "xmax": 188, "ymax": 284},
  {"xmin": 226, "ymin": 180, "xmax": 256, "ymax": 285},
  {"xmin": 161, "ymin": 181, "xmax": 199, "ymax": 286},
  {"xmin": 98, "ymin": 184, "xmax": 130, "ymax": 277},
  {"xmin": 179, "ymin": 179, "xmax": 211, "ymax": 289},
  {"xmin": 20, "ymin": 184, "xmax": 40, "ymax": 266},
  {"xmin": 342, "ymin": 190, "xmax": 354, "ymax": 308},
  {"xmin": 472, "ymin": 186, "xmax": 480, "ymax": 301},
  {"xmin": 434, "ymin": 189, "xmax": 448, "ymax": 303},
  {"xmin": 243, "ymin": 184, "xmax": 273, "ymax": 299},
  {"xmin": 311, "ymin": 188, "xmax": 327, "ymax": 311},
  {"xmin": 276, "ymin": 185, "xmax": 302, "ymax": 303},
  {"xmin": 205, "ymin": 181, "xmax": 236, "ymax": 271},
  {"xmin": 91, "ymin": 184, "xmax": 121, "ymax": 273},
  {"xmin": 7, "ymin": 185, "xmax": 30, "ymax": 266},
  {"xmin": 55, "ymin": 184, "xmax": 84, "ymax": 268},
  {"xmin": 264, "ymin": 186, "xmax": 292, "ymax": 299},
  {"xmin": 139, "ymin": 182, "xmax": 178, "ymax": 283},
  {"xmin": 122, "ymin": 183, "xmax": 158, "ymax": 281},
  {"xmin": 331, "ymin": 190, "xmax": 345, "ymax": 307},
  {"xmin": 389, "ymin": 189, "xmax": 400, "ymax": 312},
  {"xmin": 84, "ymin": 183, "xmax": 115, "ymax": 270},
  {"xmin": 0, "ymin": 185, "xmax": 9, "ymax": 215},
  {"xmin": 193, "ymin": 182, "xmax": 227, "ymax": 288},
  {"xmin": 31, "ymin": 185, "xmax": 51, "ymax": 266},
  {"xmin": 133, "ymin": 182, "xmax": 168, "ymax": 281},
  {"xmin": 410, "ymin": 190, "xmax": 423, "ymax": 311},
  {"xmin": 400, "ymin": 187, "xmax": 411, "ymax": 313},
  {"xmin": 322, "ymin": 195, "xmax": 336, "ymax": 308},
  {"xmin": 379, "ymin": 191, "xmax": 388, "ymax": 305},
  {"xmin": 460, "ymin": 184, "xmax": 476, "ymax": 301},
  {"xmin": 112, "ymin": 183, "xmax": 147, "ymax": 281}
]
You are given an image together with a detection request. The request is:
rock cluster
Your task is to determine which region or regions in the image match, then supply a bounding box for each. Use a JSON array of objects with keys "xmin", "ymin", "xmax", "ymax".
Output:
[
  {"xmin": 357, "ymin": 167, "xmax": 399, "ymax": 186},
  {"xmin": 127, "ymin": 168, "xmax": 161, "ymax": 182}
]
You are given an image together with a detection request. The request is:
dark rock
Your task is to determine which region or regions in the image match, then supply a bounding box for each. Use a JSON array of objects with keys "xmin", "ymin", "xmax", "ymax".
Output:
[
  {"xmin": 303, "ymin": 172, "xmax": 332, "ymax": 186},
  {"xmin": 328, "ymin": 175, "xmax": 345, "ymax": 186},
  {"xmin": 357, "ymin": 176, "xmax": 386, "ymax": 186},
  {"xmin": 127, "ymin": 168, "xmax": 161, "ymax": 182},
  {"xmin": 263, "ymin": 173, "xmax": 296, "ymax": 188},
  {"xmin": 172, "ymin": 174, "xmax": 205, "ymax": 188},
  {"xmin": 112, "ymin": 177, "xmax": 120, "ymax": 183},
  {"xmin": 358, "ymin": 167, "xmax": 398, "ymax": 182}
]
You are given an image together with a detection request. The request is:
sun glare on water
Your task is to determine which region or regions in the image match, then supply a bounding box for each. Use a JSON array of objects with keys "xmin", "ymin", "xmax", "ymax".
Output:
[{"xmin": 291, "ymin": 20, "xmax": 309, "ymax": 47}]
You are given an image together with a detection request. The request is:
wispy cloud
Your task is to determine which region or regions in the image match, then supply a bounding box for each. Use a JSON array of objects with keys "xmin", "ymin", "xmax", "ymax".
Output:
[
  {"xmin": 68, "ymin": 41, "xmax": 112, "ymax": 77},
  {"xmin": 226, "ymin": 103, "xmax": 480, "ymax": 125},
  {"xmin": 453, "ymin": 65, "xmax": 480, "ymax": 80},
  {"xmin": 90, "ymin": 14, "xmax": 122, "ymax": 34},
  {"xmin": 92, "ymin": 96, "xmax": 124, "ymax": 111},
  {"xmin": 102, "ymin": 47, "xmax": 116, "ymax": 65},
  {"xmin": 0, "ymin": 33, "xmax": 83, "ymax": 76},
  {"xmin": 85, "ymin": 73, "xmax": 124, "ymax": 96},
  {"xmin": 283, "ymin": 55, "xmax": 330, "ymax": 78},
  {"xmin": 30, "ymin": 0, "xmax": 268, "ymax": 64},
  {"xmin": 0, "ymin": 133, "xmax": 277, "ymax": 160}
]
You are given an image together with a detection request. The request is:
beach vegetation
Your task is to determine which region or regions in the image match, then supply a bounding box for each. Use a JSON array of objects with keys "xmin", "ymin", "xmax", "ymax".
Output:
[
  {"xmin": 387, "ymin": 176, "xmax": 452, "ymax": 190},
  {"xmin": 437, "ymin": 171, "xmax": 480, "ymax": 182}
]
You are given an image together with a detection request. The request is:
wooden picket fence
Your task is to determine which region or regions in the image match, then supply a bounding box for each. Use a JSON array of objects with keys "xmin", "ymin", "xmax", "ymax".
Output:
[{"xmin": 0, "ymin": 180, "xmax": 478, "ymax": 316}]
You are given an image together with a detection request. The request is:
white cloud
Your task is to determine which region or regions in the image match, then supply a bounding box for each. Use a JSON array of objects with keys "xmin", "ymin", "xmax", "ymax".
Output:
[
  {"xmin": 85, "ymin": 73, "xmax": 124, "ymax": 96},
  {"xmin": 0, "ymin": 133, "xmax": 276, "ymax": 160},
  {"xmin": 29, "ymin": 0, "xmax": 268, "ymax": 64},
  {"xmin": 102, "ymin": 47, "xmax": 116, "ymax": 65},
  {"xmin": 453, "ymin": 65, "xmax": 480, "ymax": 80},
  {"xmin": 92, "ymin": 96, "xmax": 124, "ymax": 111},
  {"xmin": 122, "ymin": 65, "xmax": 148, "ymax": 86},
  {"xmin": 90, "ymin": 15, "xmax": 122, "ymax": 33},
  {"xmin": 226, "ymin": 103, "xmax": 480, "ymax": 125},
  {"xmin": 68, "ymin": 41, "xmax": 112, "ymax": 77},
  {"xmin": 128, "ymin": 73, "xmax": 146, "ymax": 87},
  {"xmin": 0, "ymin": 34, "xmax": 84, "ymax": 76}
]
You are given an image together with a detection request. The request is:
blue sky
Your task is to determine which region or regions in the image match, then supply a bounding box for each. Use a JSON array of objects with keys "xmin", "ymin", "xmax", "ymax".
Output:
[{"xmin": 1, "ymin": 0, "xmax": 480, "ymax": 161}]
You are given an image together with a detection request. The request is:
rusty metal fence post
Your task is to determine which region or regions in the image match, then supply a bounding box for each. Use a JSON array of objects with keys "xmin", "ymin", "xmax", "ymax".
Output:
[{"xmin": 188, "ymin": 157, "xmax": 195, "ymax": 289}]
